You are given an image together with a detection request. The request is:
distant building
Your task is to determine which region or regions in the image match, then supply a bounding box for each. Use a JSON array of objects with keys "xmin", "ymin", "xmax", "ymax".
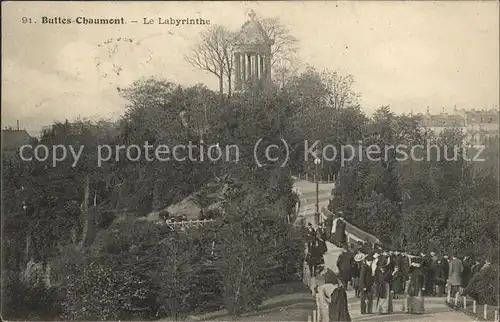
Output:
[
  {"xmin": 416, "ymin": 106, "xmax": 499, "ymax": 146},
  {"xmin": 233, "ymin": 10, "xmax": 274, "ymax": 91},
  {"xmin": 2, "ymin": 129, "xmax": 32, "ymax": 151},
  {"xmin": 41, "ymin": 122, "xmax": 84, "ymax": 137},
  {"xmin": 463, "ymin": 109, "xmax": 499, "ymax": 145}
]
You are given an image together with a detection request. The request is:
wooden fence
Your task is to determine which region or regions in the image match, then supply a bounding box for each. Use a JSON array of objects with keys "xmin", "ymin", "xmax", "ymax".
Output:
[
  {"xmin": 306, "ymin": 294, "xmax": 321, "ymax": 322},
  {"xmin": 445, "ymin": 288, "xmax": 499, "ymax": 321},
  {"xmin": 159, "ymin": 219, "xmax": 216, "ymax": 230},
  {"xmin": 296, "ymin": 173, "xmax": 336, "ymax": 184}
]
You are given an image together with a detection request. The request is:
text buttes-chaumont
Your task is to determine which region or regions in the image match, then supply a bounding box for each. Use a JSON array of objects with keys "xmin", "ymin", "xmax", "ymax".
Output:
[{"xmin": 41, "ymin": 16, "xmax": 125, "ymax": 24}]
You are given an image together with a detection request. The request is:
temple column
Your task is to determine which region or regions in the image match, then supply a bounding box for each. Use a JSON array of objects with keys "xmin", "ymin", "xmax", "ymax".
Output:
[
  {"xmin": 259, "ymin": 54, "xmax": 265, "ymax": 79},
  {"xmin": 248, "ymin": 53, "xmax": 255, "ymax": 79},
  {"xmin": 247, "ymin": 53, "xmax": 252, "ymax": 80},
  {"xmin": 253, "ymin": 54, "xmax": 258, "ymax": 80},
  {"xmin": 235, "ymin": 53, "xmax": 241, "ymax": 89},
  {"xmin": 250, "ymin": 53, "xmax": 255, "ymax": 80},
  {"xmin": 241, "ymin": 53, "xmax": 246, "ymax": 83}
]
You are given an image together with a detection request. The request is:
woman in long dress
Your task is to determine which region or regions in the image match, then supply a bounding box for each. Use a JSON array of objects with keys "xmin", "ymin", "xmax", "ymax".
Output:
[
  {"xmin": 404, "ymin": 256, "xmax": 426, "ymax": 314},
  {"xmin": 330, "ymin": 217, "xmax": 347, "ymax": 247},
  {"xmin": 391, "ymin": 264, "xmax": 404, "ymax": 299},
  {"xmin": 375, "ymin": 257, "xmax": 393, "ymax": 314},
  {"xmin": 322, "ymin": 269, "xmax": 351, "ymax": 322}
]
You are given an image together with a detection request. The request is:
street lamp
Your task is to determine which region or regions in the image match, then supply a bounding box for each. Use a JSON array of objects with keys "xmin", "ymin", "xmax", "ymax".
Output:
[{"xmin": 314, "ymin": 157, "xmax": 321, "ymax": 226}]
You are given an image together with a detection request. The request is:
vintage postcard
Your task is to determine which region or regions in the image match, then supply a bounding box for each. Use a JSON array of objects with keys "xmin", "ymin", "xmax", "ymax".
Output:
[{"xmin": 2, "ymin": 1, "xmax": 499, "ymax": 321}]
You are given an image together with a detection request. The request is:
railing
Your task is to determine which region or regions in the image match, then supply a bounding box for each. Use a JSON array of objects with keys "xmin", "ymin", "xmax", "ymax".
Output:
[
  {"xmin": 306, "ymin": 294, "xmax": 321, "ymax": 322},
  {"xmin": 159, "ymin": 219, "xmax": 216, "ymax": 230},
  {"xmin": 320, "ymin": 207, "xmax": 382, "ymax": 246},
  {"xmin": 445, "ymin": 290, "xmax": 499, "ymax": 321},
  {"xmin": 295, "ymin": 173, "xmax": 336, "ymax": 184}
]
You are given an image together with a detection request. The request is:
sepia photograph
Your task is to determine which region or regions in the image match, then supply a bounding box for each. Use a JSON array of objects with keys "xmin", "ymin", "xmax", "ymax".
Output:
[{"xmin": 1, "ymin": 1, "xmax": 499, "ymax": 321}]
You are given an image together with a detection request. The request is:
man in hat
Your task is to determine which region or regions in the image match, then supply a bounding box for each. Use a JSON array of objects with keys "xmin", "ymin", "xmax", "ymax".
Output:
[
  {"xmin": 318, "ymin": 222, "xmax": 327, "ymax": 240},
  {"xmin": 352, "ymin": 252, "xmax": 363, "ymax": 297},
  {"xmin": 421, "ymin": 252, "xmax": 434, "ymax": 296},
  {"xmin": 379, "ymin": 251, "xmax": 394, "ymax": 271},
  {"xmin": 448, "ymin": 254, "xmax": 463, "ymax": 297},
  {"xmin": 427, "ymin": 252, "xmax": 439, "ymax": 296},
  {"xmin": 307, "ymin": 240, "xmax": 322, "ymax": 278},
  {"xmin": 337, "ymin": 245, "xmax": 355, "ymax": 288},
  {"xmin": 359, "ymin": 253, "xmax": 376, "ymax": 314},
  {"xmin": 372, "ymin": 252, "xmax": 381, "ymax": 273},
  {"xmin": 461, "ymin": 255, "xmax": 473, "ymax": 290},
  {"xmin": 405, "ymin": 256, "xmax": 426, "ymax": 314},
  {"xmin": 435, "ymin": 254, "xmax": 449, "ymax": 296},
  {"xmin": 307, "ymin": 223, "xmax": 316, "ymax": 249}
]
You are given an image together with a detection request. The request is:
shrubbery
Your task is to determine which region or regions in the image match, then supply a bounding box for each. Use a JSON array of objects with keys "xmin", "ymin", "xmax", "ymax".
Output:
[
  {"xmin": 60, "ymin": 262, "xmax": 158, "ymax": 320},
  {"xmin": 2, "ymin": 270, "xmax": 61, "ymax": 320},
  {"xmin": 464, "ymin": 264, "xmax": 499, "ymax": 306}
]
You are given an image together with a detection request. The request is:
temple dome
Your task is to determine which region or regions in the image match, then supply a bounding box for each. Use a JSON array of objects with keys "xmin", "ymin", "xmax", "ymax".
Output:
[{"xmin": 234, "ymin": 10, "xmax": 274, "ymax": 46}]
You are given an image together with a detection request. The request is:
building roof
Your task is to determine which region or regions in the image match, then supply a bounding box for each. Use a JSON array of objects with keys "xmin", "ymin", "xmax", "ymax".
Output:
[
  {"xmin": 419, "ymin": 114, "xmax": 466, "ymax": 127},
  {"xmin": 2, "ymin": 130, "xmax": 32, "ymax": 149},
  {"xmin": 234, "ymin": 10, "xmax": 274, "ymax": 46},
  {"xmin": 464, "ymin": 110, "xmax": 499, "ymax": 124}
]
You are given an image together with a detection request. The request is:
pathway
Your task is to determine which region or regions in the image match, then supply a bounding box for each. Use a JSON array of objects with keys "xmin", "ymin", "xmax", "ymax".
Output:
[{"xmin": 292, "ymin": 177, "xmax": 343, "ymax": 283}]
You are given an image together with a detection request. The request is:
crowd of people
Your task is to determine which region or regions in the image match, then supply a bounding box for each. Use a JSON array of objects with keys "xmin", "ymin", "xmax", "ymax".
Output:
[{"xmin": 305, "ymin": 220, "xmax": 492, "ymax": 321}]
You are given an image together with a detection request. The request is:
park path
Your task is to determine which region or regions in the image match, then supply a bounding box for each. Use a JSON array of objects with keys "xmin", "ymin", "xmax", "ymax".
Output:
[{"xmin": 292, "ymin": 177, "xmax": 343, "ymax": 280}]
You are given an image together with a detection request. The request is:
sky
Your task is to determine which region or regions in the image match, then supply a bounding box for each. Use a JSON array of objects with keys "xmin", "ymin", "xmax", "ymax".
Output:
[{"xmin": 2, "ymin": 1, "xmax": 499, "ymax": 136}]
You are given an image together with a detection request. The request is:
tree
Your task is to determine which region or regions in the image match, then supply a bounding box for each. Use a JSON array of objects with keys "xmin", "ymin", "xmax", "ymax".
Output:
[
  {"xmin": 184, "ymin": 25, "xmax": 235, "ymax": 96},
  {"xmin": 259, "ymin": 17, "xmax": 300, "ymax": 71},
  {"xmin": 186, "ymin": 16, "xmax": 300, "ymax": 96},
  {"xmin": 321, "ymin": 70, "xmax": 361, "ymax": 110},
  {"xmin": 273, "ymin": 56, "xmax": 301, "ymax": 89}
]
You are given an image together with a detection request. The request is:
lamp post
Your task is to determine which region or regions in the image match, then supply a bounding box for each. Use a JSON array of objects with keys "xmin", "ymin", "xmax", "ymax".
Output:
[{"xmin": 314, "ymin": 157, "xmax": 321, "ymax": 226}]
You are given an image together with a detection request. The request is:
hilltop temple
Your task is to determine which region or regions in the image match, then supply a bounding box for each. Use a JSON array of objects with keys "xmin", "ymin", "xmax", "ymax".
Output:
[{"xmin": 233, "ymin": 10, "xmax": 274, "ymax": 91}]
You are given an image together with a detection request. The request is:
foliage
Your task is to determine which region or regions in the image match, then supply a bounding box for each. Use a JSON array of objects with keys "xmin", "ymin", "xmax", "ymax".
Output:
[
  {"xmin": 89, "ymin": 219, "xmax": 224, "ymax": 318},
  {"xmin": 464, "ymin": 264, "xmax": 500, "ymax": 306},
  {"xmin": 60, "ymin": 262, "xmax": 158, "ymax": 320},
  {"xmin": 1, "ymin": 270, "xmax": 62, "ymax": 320},
  {"xmin": 333, "ymin": 106, "xmax": 499, "ymax": 260}
]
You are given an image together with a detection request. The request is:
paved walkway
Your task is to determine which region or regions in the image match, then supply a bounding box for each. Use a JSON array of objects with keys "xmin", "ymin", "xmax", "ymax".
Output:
[
  {"xmin": 293, "ymin": 177, "xmax": 342, "ymax": 277},
  {"xmin": 345, "ymin": 293, "xmax": 473, "ymax": 322}
]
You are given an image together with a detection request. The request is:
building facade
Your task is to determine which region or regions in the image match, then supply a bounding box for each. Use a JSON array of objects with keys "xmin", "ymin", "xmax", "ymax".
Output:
[
  {"xmin": 233, "ymin": 10, "xmax": 274, "ymax": 91},
  {"xmin": 416, "ymin": 106, "xmax": 499, "ymax": 146},
  {"xmin": 2, "ymin": 129, "xmax": 32, "ymax": 150}
]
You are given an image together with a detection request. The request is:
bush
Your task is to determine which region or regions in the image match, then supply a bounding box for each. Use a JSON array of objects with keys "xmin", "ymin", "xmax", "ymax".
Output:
[
  {"xmin": 90, "ymin": 219, "xmax": 224, "ymax": 318},
  {"xmin": 60, "ymin": 262, "xmax": 159, "ymax": 320},
  {"xmin": 464, "ymin": 264, "xmax": 499, "ymax": 306},
  {"xmin": 1, "ymin": 270, "xmax": 61, "ymax": 320}
]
